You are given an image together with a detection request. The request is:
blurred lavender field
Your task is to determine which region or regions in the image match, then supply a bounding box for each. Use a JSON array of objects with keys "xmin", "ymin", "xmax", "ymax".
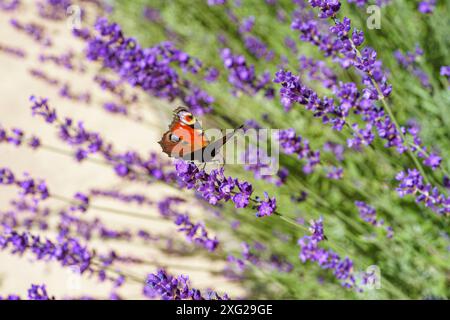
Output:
[{"xmin": 0, "ymin": 0, "xmax": 449, "ymax": 300}]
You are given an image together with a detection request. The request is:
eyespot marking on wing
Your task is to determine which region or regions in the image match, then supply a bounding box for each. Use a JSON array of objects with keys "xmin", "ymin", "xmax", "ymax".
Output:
[{"xmin": 170, "ymin": 133, "xmax": 180, "ymax": 142}]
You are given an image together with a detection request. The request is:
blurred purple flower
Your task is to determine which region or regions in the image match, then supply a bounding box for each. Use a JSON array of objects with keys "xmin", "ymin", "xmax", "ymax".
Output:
[
  {"xmin": 0, "ymin": 229, "xmax": 92, "ymax": 273},
  {"xmin": 278, "ymin": 128, "xmax": 321, "ymax": 174},
  {"xmin": 220, "ymin": 48, "xmax": 274, "ymax": 97},
  {"xmin": 83, "ymin": 18, "xmax": 213, "ymax": 115},
  {"xmin": 204, "ymin": 67, "xmax": 220, "ymax": 82},
  {"xmin": 394, "ymin": 46, "xmax": 430, "ymax": 89},
  {"xmin": 323, "ymin": 141, "xmax": 344, "ymax": 161},
  {"xmin": 418, "ymin": 0, "xmax": 436, "ymax": 14},
  {"xmin": 9, "ymin": 18, "xmax": 52, "ymax": 46},
  {"xmin": 0, "ymin": 0, "xmax": 20, "ymax": 11},
  {"xmin": 143, "ymin": 6, "xmax": 161, "ymax": 22},
  {"xmin": 0, "ymin": 43, "xmax": 25, "ymax": 58},
  {"xmin": 28, "ymin": 284, "xmax": 53, "ymax": 300},
  {"xmin": 396, "ymin": 169, "xmax": 449, "ymax": 216},
  {"xmin": 145, "ymin": 269, "xmax": 229, "ymax": 300},
  {"xmin": 36, "ymin": 0, "xmax": 72, "ymax": 20},
  {"xmin": 326, "ymin": 166, "xmax": 343, "ymax": 180},
  {"xmin": 256, "ymin": 192, "xmax": 276, "ymax": 217},
  {"xmin": 239, "ymin": 16, "xmax": 255, "ymax": 33},
  {"xmin": 298, "ymin": 218, "xmax": 356, "ymax": 288},
  {"xmin": 207, "ymin": 0, "xmax": 227, "ymax": 5}
]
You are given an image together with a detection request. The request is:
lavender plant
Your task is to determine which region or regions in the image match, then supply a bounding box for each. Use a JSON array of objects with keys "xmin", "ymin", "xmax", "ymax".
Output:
[{"xmin": 0, "ymin": 0, "xmax": 449, "ymax": 300}]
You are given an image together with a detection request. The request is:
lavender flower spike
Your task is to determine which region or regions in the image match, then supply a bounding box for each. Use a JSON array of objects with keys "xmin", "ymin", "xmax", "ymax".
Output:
[
  {"xmin": 396, "ymin": 169, "xmax": 450, "ymax": 216},
  {"xmin": 145, "ymin": 269, "xmax": 229, "ymax": 300}
]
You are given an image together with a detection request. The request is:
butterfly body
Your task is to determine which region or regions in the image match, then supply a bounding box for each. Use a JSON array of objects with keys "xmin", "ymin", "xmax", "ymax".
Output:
[{"xmin": 158, "ymin": 107, "xmax": 242, "ymax": 162}]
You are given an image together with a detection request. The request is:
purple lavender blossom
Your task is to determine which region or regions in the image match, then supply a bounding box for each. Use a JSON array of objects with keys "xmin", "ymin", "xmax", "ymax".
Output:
[
  {"xmin": 39, "ymin": 51, "xmax": 85, "ymax": 72},
  {"xmin": 157, "ymin": 197, "xmax": 218, "ymax": 251},
  {"xmin": 292, "ymin": 4, "xmax": 392, "ymax": 98},
  {"xmin": 0, "ymin": 43, "xmax": 26, "ymax": 57},
  {"xmin": 103, "ymin": 102, "xmax": 128, "ymax": 115},
  {"xmin": 72, "ymin": 27, "xmax": 92, "ymax": 40},
  {"xmin": 29, "ymin": 69, "xmax": 60, "ymax": 86},
  {"xmin": 0, "ymin": 168, "xmax": 49, "ymax": 200},
  {"xmin": 59, "ymin": 83, "xmax": 91, "ymax": 104},
  {"xmin": 418, "ymin": 0, "xmax": 436, "ymax": 14},
  {"xmin": 0, "ymin": 284, "xmax": 54, "ymax": 300},
  {"xmin": 326, "ymin": 166, "xmax": 343, "ymax": 180},
  {"xmin": 89, "ymin": 189, "xmax": 154, "ymax": 206},
  {"xmin": 36, "ymin": 0, "xmax": 72, "ymax": 20},
  {"xmin": 298, "ymin": 218, "xmax": 356, "ymax": 288},
  {"xmin": 28, "ymin": 284, "xmax": 53, "ymax": 300},
  {"xmin": 93, "ymin": 75, "xmax": 138, "ymax": 104},
  {"xmin": 239, "ymin": 16, "xmax": 255, "ymax": 33},
  {"xmin": 175, "ymin": 160, "xmax": 277, "ymax": 217},
  {"xmin": 145, "ymin": 269, "xmax": 229, "ymax": 300},
  {"xmin": 9, "ymin": 19, "xmax": 52, "ymax": 46},
  {"xmin": 30, "ymin": 96, "xmax": 57, "ymax": 123},
  {"xmin": 58, "ymin": 210, "xmax": 133, "ymax": 242},
  {"xmin": 441, "ymin": 66, "xmax": 450, "ymax": 78},
  {"xmin": 243, "ymin": 146, "xmax": 288, "ymax": 186},
  {"xmin": 83, "ymin": 18, "xmax": 213, "ymax": 115},
  {"xmin": 396, "ymin": 169, "xmax": 449, "ymax": 216},
  {"xmin": 0, "ymin": 229, "xmax": 92, "ymax": 273},
  {"xmin": 227, "ymin": 242, "xmax": 293, "ymax": 274},
  {"xmin": 207, "ymin": 0, "xmax": 227, "ymax": 5},
  {"xmin": 220, "ymin": 48, "xmax": 274, "ymax": 97},
  {"xmin": 232, "ymin": 181, "xmax": 253, "ymax": 208},
  {"xmin": 243, "ymin": 35, "xmax": 271, "ymax": 60},
  {"xmin": 406, "ymin": 120, "xmax": 442, "ymax": 170},
  {"xmin": 70, "ymin": 192, "xmax": 90, "ymax": 213},
  {"xmin": 0, "ymin": 294, "xmax": 21, "ymax": 300},
  {"xmin": 323, "ymin": 141, "xmax": 344, "ymax": 161},
  {"xmin": 308, "ymin": 217, "xmax": 326, "ymax": 241},
  {"xmin": 274, "ymin": 70, "xmax": 346, "ymax": 129},
  {"xmin": 176, "ymin": 160, "xmax": 243, "ymax": 205},
  {"xmin": 31, "ymin": 97, "xmax": 176, "ymax": 182},
  {"xmin": 256, "ymin": 192, "xmax": 277, "ymax": 217},
  {"xmin": 394, "ymin": 46, "xmax": 430, "ymax": 89},
  {"xmin": 440, "ymin": 66, "xmax": 450, "ymax": 88},
  {"xmin": 0, "ymin": 124, "xmax": 41, "ymax": 150},
  {"xmin": 385, "ymin": 226, "xmax": 394, "ymax": 239},
  {"xmin": 346, "ymin": 0, "xmax": 368, "ymax": 6},
  {"xmin": 355, "ymin": 201, "xmax": 393, "ymax": 238},
  {"xmin": 277, "ymin": 128, "xmax": 321, "ymax": 174},
  {"xmin": 204, "ymin": 67, "xmax": 220, "ymax": 82},
  {"xmin": 309, "ymin": 0, "xmax": 341, "ymax": 19},
  {"xmin": 143, "ymin": 6, "xmax": 162, "ymax": 22},
  {"xmin": 355, "ymin": 201, "xmax": 379, "ymax": 225},
  {"xmin": 274, "ymin": 67, "xmax": 408, "ymax": 153},
  {"xmin": 347, "ymin": 123, "xmax": 374, "ymax": 150},
  {"xmin": 347, "ymin": 0, "xmax": 392, "ymax": 6},
  {"xmin": 0, "ymin": 0, "xmax": 20, "ymax": 11},
  {"xmin": 284, "ymin": 36, "xmax": 298, "ymax": 55},
  {"xmin": 298, "ymin": 55, "xmax": 337, "ymax": 88}
]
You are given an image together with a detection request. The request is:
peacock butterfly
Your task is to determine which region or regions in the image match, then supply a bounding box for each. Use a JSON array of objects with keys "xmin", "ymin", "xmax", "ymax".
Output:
[{"xmin": 158, "ymin": 107, "xmax": 242, "ymax": 162}]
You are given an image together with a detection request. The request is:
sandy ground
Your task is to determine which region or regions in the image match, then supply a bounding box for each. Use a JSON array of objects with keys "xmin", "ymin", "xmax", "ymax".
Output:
[{"xmin": 0, "ymin": 1, "xmax": 244, "ymax": 299}]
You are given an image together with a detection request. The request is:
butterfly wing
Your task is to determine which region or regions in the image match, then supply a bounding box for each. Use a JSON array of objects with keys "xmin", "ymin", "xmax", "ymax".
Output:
[
  {"xmin": 200, "ymin": 125, "xmax": 244, "ymax": 162},
  {"xmin": 159, "ymin": 107, "xmax": 243, "ymax": 162},
  {"xmin": 158, "ymin": 108, "xmax": 209, "ymax": 159}
]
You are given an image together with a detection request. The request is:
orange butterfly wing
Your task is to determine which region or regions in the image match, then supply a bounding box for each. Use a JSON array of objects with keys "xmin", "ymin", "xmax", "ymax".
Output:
[{"xmin": 159, "ymin": 111, "xmax": 209, "ymax": 159}]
